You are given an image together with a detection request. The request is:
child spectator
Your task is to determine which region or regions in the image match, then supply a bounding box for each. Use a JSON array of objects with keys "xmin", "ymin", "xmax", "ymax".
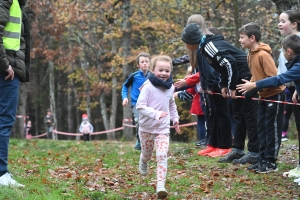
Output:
[
  {"xmin": 236, "ymin": 22, "xmax": 285, "ymax": 173},
  {"xmin": 175, "ymin": 14, "xmax": 232, "ymax": 157},
  {"xmin": 237, "ymin": 34, "xmax": 300, "ymax": 176},
  {"xmin": 277, "ymin": 10, "xmax": 300, "ymax": 144},
  {"xmin": 173, "ymin": 66, "xmax": 205, "ymax": 146},
  {"xmin": 79, "ymin": 114, "xmax": 94, "ymax": 142},
  {"xmin": 181, "ymin": 15, "xmax": 259, "ymax": 162},
  {"xmin": 136, "ymin": 55, "xmax": 180, "ymax": 198},
  {"xmin": 44, "ymin": 109, "xmax": 54, "ymax": 140},
  {"xmin": 122, "ymin": 52, "xmax": 151, "ymax": 150}
]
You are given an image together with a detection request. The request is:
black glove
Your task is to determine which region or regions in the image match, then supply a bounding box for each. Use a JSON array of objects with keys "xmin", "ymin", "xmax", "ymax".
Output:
[{"xmin": 244, "ymin": 88, "xmax": 258, "ymax": 101}]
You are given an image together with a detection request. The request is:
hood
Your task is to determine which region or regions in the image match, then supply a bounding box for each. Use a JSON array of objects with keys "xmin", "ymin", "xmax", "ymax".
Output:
[
  {"xmin": 249, "ymin": 42, "xmax": 272, "ymax": 56},
  {"xmin": 204, "ymin": 34, "xmax": 224, "ymax": 44},
  {"xmin": 286, "ymin": 54, "xmax": 300, "ymax": 70},
  {"xmin": 18, "ymin": 0, "xmax": 28, "ymax": 7}
]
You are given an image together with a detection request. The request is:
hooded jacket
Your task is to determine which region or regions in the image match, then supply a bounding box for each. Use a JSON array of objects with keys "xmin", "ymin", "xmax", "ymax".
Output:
[
  {"xmin": 256, "ymin": 54, "xmax": 300, "ymax": 96},
  {"xmin": 201, "ymin": 35, "xmax": 250, "ymax": 90},
  {"xmin": 0, "ymin": 0, "xmax": 30, "ymax": 82},
  {"xmin": 248, "ymin": 42, "xmax": 285, "ymax": 98}
]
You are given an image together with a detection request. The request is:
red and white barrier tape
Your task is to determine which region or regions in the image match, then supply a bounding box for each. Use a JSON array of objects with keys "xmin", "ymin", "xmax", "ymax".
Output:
[
  {"xmin": 27, "ymin": 121, "xmax": 197, "ymax": 139},
  {"xmin": 213, "ymin": 92, "xmax": 300, "ymax": 106}
]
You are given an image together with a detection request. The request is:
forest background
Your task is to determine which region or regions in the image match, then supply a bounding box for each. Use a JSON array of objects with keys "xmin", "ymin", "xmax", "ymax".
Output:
[{"xmin": 13, "ymin": 0, "xmax": 300, "ymax": 141}]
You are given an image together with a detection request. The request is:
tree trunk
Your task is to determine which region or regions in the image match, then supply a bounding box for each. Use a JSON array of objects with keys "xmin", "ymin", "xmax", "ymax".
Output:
[
  {"xmin": 107, "ymin": 38, "xmax": 117, "ymax": 140},
  {"xmin": 100, "ymin": 93, "xmax": 109, "ymax": 131},
  {"xmin": 122, "ymin": 0, "xmax": 134, "ymax": 140},
  {"xmin": 232, "ymin": 1, "xmax": 241, "ymax": 48},
  {"xmin": 13, "ymin": 84, "xmax": 28, "ymax": 138},
  {"xmin": 49, "ymin": 60, "xmax": 57, "ymax": 140},
  {"xmin": 67, "ymin": 79, "xmax": 74, "ymax": 139},
  {"xmin": 73, "ymin": 87, "xmax": 81, "ymax": 141}
]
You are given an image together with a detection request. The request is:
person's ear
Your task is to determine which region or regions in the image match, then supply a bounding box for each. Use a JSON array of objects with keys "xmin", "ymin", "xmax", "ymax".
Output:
[
  {"xmin": 292, "ymin": 22, "xmax": 298, "ymax": 30},
  {"xmin": 250, "ymin": 35, "xmax": 256, "ymax": 42},
  {"xmin": 287, "ymin": 48, "xmax": 293, "ymax": 55}
]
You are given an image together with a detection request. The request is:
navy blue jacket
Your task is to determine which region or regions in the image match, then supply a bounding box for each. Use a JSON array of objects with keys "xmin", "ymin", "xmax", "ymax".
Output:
[
  {"xmin": 121, "ymin": 70, "xmax": 150, "ymax": 106},
  {"xmin": 256, "ymin": 54, "xmax": 300, "ymax": 95},
  {"xmin": 201, "ymin": 35, "xmax": 250, "ymax": 90}
]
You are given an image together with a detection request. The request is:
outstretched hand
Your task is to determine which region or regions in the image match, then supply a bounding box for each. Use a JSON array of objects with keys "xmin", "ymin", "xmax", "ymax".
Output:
[
  {"xmin": 174, "ymin": 122, "xmax": 180, "ymax": 134},
  {"xmin": 174, "ymin": 79, "xmax": 187, "ymax": 88},
  {"xmin": 236, "ymin": 79, "xmax": 256, "ymax": 94}
]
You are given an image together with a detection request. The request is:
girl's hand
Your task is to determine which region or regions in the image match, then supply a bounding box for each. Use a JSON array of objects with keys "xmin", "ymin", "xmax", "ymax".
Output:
[
  {"xmin": 159, "ymin": 112, "xmax": 168, "ymax": 119},
  {"xmin": 173, "ymin": 92, "xmax": 179, "ymax": 98},
  {"xmin": 174, "ymin": 122, "xmax": 180, "ymax": 134},
  {"xmin": 174, "ymin": 79, "xmax": 187, "ymax": 88}
]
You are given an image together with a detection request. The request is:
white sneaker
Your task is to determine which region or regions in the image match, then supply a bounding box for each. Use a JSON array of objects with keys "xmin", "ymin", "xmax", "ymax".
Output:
[
  {"xmin": 139, "ymin": 158, "xmax": 148, "ymax": 176},
  {"xmin": 294, "ymin": 177, "xmax": 300, "ymax": 183},
  {"xmin": 156, "ymin": 185, "xmax": 168, "ymax": 199},
  {"xmin": 0, "ymin": 173, "xmax": 25, "ymax": 187},
  {"xmin": 283, "ymin": 166, "xmax": 300, "ymax": 178}
]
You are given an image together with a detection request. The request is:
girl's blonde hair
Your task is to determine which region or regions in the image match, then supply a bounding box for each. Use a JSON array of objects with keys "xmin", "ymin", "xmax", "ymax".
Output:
[
  {"xmin": 187, "ymin": 14, "xmax": 212, "ymax": 35},
  {"xmin": 186, "ymin": 14, "xmax": 212, "ymax": 69},
  {"xmin": 150, "ymin": 55, "xmax": 173, "ymax": 71}
]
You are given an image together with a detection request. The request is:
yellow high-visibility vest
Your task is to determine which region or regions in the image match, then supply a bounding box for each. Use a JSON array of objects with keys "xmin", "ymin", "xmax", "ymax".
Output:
[{"xmin": 3, "ymin": 0, "xmax": 21, "ymax": 51}]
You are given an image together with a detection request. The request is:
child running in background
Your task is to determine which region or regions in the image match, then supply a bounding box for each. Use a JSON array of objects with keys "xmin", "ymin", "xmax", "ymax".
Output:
[
  {"xmin": 238, "ymin": 22, "xmax": 285, "ymax": 173},
  {"xmin": 173, "ymin": 66, "xmax": 205, "ymax": 146},
  {"xmin": 237, "ymin": 34, "xmax": 300, "ymax": 181},
  {"xmin": 121, "ymin": 52, "xmax": 151, "ymax": 150},
  {"xmin": 79, "ymin": 114, "xmax": 94, "ymax": 142},
  {"xmin": 136, "ymin": 55, "xmax": 180, "ymax": 199}
]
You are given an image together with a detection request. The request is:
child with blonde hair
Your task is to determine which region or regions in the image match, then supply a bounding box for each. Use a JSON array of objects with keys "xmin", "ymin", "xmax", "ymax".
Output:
[{"xmin": 136, "ymin": 55, "xmax": 180, "ymax": 199}]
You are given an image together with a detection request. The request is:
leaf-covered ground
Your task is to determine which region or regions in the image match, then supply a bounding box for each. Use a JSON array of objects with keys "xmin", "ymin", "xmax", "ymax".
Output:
[{"xmin": 0, "ymin": 139, "xmax": 299, "ymax": 200}]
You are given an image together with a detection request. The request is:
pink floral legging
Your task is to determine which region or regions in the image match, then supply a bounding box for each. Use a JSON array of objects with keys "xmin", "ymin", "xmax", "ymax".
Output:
[{"xmin": 139, "ymin": 131, "xmax": 169, "ymax": 186}]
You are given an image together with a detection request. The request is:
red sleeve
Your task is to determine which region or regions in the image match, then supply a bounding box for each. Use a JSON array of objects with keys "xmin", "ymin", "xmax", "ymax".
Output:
[
  {"xmin": 186, "ymin": 87, "xmax": 196, "ymax": 95},
  {"xmin": 185, "ymin": 72, "xmax": 200, "ymax": 86}
]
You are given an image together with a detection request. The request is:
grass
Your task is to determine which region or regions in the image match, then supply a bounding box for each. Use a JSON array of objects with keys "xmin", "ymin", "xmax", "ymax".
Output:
[{"xmin": 0, "ymin": 139, "xmax": 299, "ymax": 199}]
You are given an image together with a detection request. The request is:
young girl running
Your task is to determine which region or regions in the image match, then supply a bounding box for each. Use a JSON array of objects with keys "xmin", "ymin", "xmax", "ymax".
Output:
[{"xmin": 136, "ymin": 55, "xmax": 180, "ymax": 199}]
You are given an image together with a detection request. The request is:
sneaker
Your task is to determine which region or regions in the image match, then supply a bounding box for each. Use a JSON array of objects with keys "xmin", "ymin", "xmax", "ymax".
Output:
[
  {"xmin": 0, "ymin": 173, "xmax": 25, "ymax": 187},
  {"xmin": 283, "ymin": 166, "xmax": 300, "ymax": 177},
  {"xmin": 247, "ymin": 162, "xmax": 261, "ymax": 171},
  {"xmin": 281, "ymin": 135, "xmax": 289, "ymax": 142},
  {"xmin": 255, "ymin": 161, "xmax": 278, "ymax": 174},
  {"xmin": 198, "ymin": 145, "xmax": 217, "ymax": 156},
  {"xmin": 207, "ymin": 148, "xmax": 231, "ymax": 158},
  {"xmin": 134, "ymin": 140, "xmax": 141, "ymax": 150},
  {"xmin": 294, "ymin": 177, "xmax": 300, "ymax": 183},
  {"xmin": 218, "ymin": 151, "xmax": 244, "ymax": 163},
  {"xmin": 156, "ymin": 184, "xmax": 168, "ymax": 199},
  {"xmin": 232, "ymin": 153, "xmax": 260, "ymax": 164},
  {"xmin": 139, "ymin": 158, "xmax": 148, "ymax": 176},
  {"xmin": 195, "ymin": 140, "xmax": 202, "ymax": 147}
]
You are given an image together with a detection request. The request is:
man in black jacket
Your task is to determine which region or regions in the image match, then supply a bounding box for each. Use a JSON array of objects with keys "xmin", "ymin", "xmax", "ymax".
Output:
[
  {"xmin": 0, "ymin": 0, "xmax": 30, "ymax": 187},
  {"xmin": 181, "ymin": 23, "xmax": 260, "ymax": 164}
]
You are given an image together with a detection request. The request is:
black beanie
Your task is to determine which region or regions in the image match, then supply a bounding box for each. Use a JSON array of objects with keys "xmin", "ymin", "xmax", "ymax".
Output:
[{"xmin": 181, "ymin": 23, "xmax": 203, "ymax": 44}]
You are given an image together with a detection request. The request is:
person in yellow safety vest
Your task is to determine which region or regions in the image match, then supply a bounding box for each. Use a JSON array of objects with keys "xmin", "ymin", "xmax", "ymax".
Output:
[{"xmin": 0, "ymin": 0, "xmax": 30, "ymax": 188}]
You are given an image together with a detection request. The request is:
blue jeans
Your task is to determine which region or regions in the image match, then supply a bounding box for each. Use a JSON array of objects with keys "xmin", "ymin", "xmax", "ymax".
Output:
[{"xmin": 0, "ymin": 72, "xmax": 20, "ymax": 175}]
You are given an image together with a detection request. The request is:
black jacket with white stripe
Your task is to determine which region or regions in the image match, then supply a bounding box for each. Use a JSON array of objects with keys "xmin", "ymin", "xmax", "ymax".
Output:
[{"xmin": 201, "ymin": 35, "xmax": 251, "ymax": 90}]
